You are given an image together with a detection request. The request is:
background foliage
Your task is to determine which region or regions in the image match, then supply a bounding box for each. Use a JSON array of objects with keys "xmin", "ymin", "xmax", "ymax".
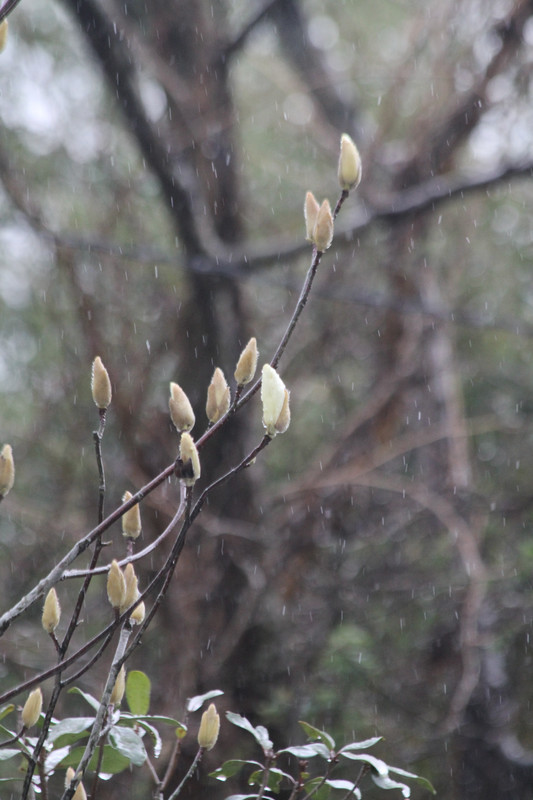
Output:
[{"xmin": 2, "ymin": 0, "xmax": 533, "ymax": 797}]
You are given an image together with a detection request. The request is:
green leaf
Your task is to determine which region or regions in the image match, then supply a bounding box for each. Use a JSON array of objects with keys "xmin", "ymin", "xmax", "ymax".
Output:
[
  {"xmin": 388, "ymin": 766, "xmax": 436, "ymax": 795},
  {"xmin": 210, "ymin": 759, "xmax": 263, "ymax": 782},
  {"xmin": 326, "ymin": 778, "xmax": 361, "ymax": 796},
  {"xmin": 0, "ymin": 748, "xmax": 20, "ymax": 761},
  {"xmin": 0, "ymin": 722, "xmax": 16, "ymax": 740},
  {"xmin": 119, "ymin": 712, "xmax": 186, "ymax": 730},
  {"xmin": 118, "ymin": 717, "xmax": 162, "ymax": 758},
  {"xmin": 371, "ymin": 773, "xmax": 411, "ymax": 797},
  {"xmin": 248, "ymin": 767, "xmax": 291, "ymax": 792},
  {"xmin": 279, "ymin": 743, "xmax": 331, "ymax": 759},
  {"xmin": 226, "ymin": 712, "xmax": 273, "ymax": 751},
  {"xmin": 298, "ymin": 721, "xmax": 336, "ymax": 750},
  {"xmin": 59, "ymin": 744, "xmax": 131, "ymax": 774},
  {"xmin": 340, "ymin": 752, "xmax": 389, "ymax": 775},
  {"xmin": 225, "ymin": 795, "xmax": 275, "ymax": 800},
  {"xmin": 186, "ymin": 689, "xmax": 223, "ymax": 713},
  {"xmin": 68, "ymin": 687, "xmax": 101, "ymax": 712},
  {"xmin": 339, "ymin": 737, "xmax": 382, "ymax": 752},
  {"xmin": 108, "ymin": 725, "xmax": 147, "ymax": 766},
  {"xmin": 126, "ymin": 670, "xmax": 151, "ymax": 716},
  {"xmin": 0, "ymin": 704, "xmax": 15, "ymax": 722},
  {"xmin": 47, "ymin": 717, "xmax": 94, "ymax": 747}
]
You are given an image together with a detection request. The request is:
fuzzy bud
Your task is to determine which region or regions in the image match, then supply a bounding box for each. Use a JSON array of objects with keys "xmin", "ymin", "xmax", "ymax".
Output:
[
  {"xmin": 197, "ymin": 703, "xmax": 220, "ymax": 751},
  {"xmin": 109, "ymin": 665, "xmax": 126, "ymax": 706},
  {"xmin": 21, "ymin": 688, "xmax": 42, "ymax": 729},
  {"xmin": 65, "ymin": 767, "xmax": 88, "ymax": 800},
  {"xmin": 169, "ymin": 382, "xmax": 195, "ymax": 433},
  {"xmin": 42, "ymin": 588, "xmax": 61, "ymax": 634},
  {"xmin": 121, "ymin": 563, "xmax": 138, "ymax": 612},
  {"xmin": 338, "ymin": 133, "xmax": 362, "ymax": 191},
  {"xmin": 107, "ymin": 560, "xmax": 126, "ymax": 610},
  {"xmin": 179, "ymin": 433, "xmax": 201, "ymax": 486},
  {"xmin": 234, "ymin": 337, "xmax": 259, "ymax": 386},
  {"xmin": 0, "ymin": 444, "xmax": 15, "ymax": 498},
  {"xmin": 121, "ymin": 491, "xmax": 142, "ymax": 540},
  {"xmin": 206, "ymin": 367, "xmax": 231, "ymax": 423},
  {"xmin": 274, "ymin": 388, "xmax": 291, "ymax": 435},
  {"xmin": 304, "ymin": 191, "xmax": 320, "ymax": 242},
  {"xmin": 0, "ymin": 20, "xmax": 8, "ymax": 54},
  {"xmin": 91, "ymin": 356, "xmax": 112, "ymax": 410},
  {"xmin": 261, "ymin": 364, "xmax": 290, "ymax": 437},
  {"xmin": 313, "ymin": 199, "xmax": 334, "ymax": 252},
  {"xmin": 130, "ymin": 599, "xmax": 145, "ymax": 625}
]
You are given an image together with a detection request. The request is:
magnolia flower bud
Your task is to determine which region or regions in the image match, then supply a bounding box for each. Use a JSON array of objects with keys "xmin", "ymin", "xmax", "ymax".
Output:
[
  {"xmin": 234, "ymin": 338, "xmax": 258, "ymax": 386},
  {"xmin": 0, "ymin": 20, "xmax": 8, "ymax": 54},
  {"xmin": 179, "ymin": 433, "xmax": 201, "ymax": 486},
  {"xmin": 197, "ymin": 703, "xmax": 220, "ymax": 751},
  {"xmin": 338, "ymin": 133, "xmax": 362, "ymax": 191},
  {"xmin": 107, "ymin": 560, "xmax": 126, "ymax": 610},
  {"xmin": 66, "ymin": 767, "xmax": 88, "ymax": 800},
  {"xmin": 206, "ymin": 367, "xmax": 231, "ymax": 423},
  {"xmin": 42, "ymin": 588, "xmax": 61, "ymax": 634},
  {"xmin": 169, "ymin": 382, "xmax": 195, "ymax": 433},
  {"xmin": 91, "ymin": 356, "xmax": 112, "ymax": 410},
  {"xmin": 22, "ymin": 688, "xmax": 42, "ymax": 729},
  {"xmin": 261, "ymin": 365, "xmax": 290, "ymax": 437},
  {"xmin": 130, "ymin": 599, "xmax": 145, "ymax": 625},
  {"xmin": 274, "ymin": 388, "xmax": 291, "ymax": 435},
  {"xmin": 0, "ymin": 444, "xmax": 15, "ymax": 498},
  {"xmin": 121, "ymin": 563, "xmax": 138, "ymax": 612},
  {"xmin": 121, "ymin": 491, "xmax": 142, "ymax": 540},
  {"xmin": 109, "ymin": 665, "xmax": 126, "ymax": 706},
  {"xmin": 313, "ymin": 199, "xmax": 334, "ymax": 252},
  {"xmin": 304, "ymin": 191, "xmax": 320, "ymax": 242}
]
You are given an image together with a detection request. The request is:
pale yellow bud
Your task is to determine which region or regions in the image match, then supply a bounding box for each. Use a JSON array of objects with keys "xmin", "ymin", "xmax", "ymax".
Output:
[
  {"xmin": 0, "ymin": 20, "xmax": 8, "ymax": 54},
  {"xmin": 304, "ymin": 191, "xmax": 320, "ymax": 242},
  {"xmin": 274, "ymin": 388, "xmax": 291, "ymax": 435},
  {"xmin": 197, "ymin": 703, "xmax": 220, "ymax": 751},
  {"xmin": 206, "ymin": 367, "xmax": 231, "ymax": 423},
  {"xmin": 107, "ymin": 560, "xmax": 126, "ymax": 610},
  {"xmin": 169, "ymin": 382, "xmax": 195, "ymax": 433},
  {"xmin": 65, "ymin": 767, "xmax": 88, "ymax": 800},
  {"xmin": 338, "ymin": 133, "xmax": 362, "ymax": 191},
  {"xmin": 0, "ymin": 444, "xmax": 15, "ymax": 498},
  {"xmin": 109, "ymin": 665, "xmax": 126, "ymax": 706},
  {"xmin": 234, "ymin": 338, "xmax": 259, "ymax": 386},
  {"xmin": 42, "ymin": 588, "xmax": 61, "ymax": 634},
  {"xmin": 121, "ymin": 491, "xmax": 142, "ymax": 539},
  {"xmin": 21, "ymin": 688, "xmax": 42, "ymax": 729},
  {"xmin": 130, "ymin": 599, "xmax": 145, "ymax": 625},
  {"xmin": 91, "ymin": 356, "xmax": 112, "ymax": 409},
  {"xmin": 313, "ymin": 199, "xmax": 334, "ymax": 252},
  {"xmin": 261, "ymin": 364, "xmax": 288, "ymax": 438},
  {"xmin": 121, "ymin": 563, "xmax": 138, "ymax": 612},
  {"xmin": 179, "ymin": 433, "xmax": 201, "ymax": 486}
]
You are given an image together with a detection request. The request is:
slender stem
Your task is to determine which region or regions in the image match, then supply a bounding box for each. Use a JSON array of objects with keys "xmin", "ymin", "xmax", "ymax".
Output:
[
  {"xmin": 60, "ymin": 626, "xmax": 132, "ymax": 800},
  {"xmin": 166, "ymin": 747, "xmax": 204, "ymax": 800},
  {"xmin": 90, "ymin": 736, "xmax": 107, "ymax": 800}
]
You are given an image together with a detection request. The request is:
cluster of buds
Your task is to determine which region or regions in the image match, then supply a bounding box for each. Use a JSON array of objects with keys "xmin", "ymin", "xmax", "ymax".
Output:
[
  {"xmin": 106, "ymin": 560, "xmax": 145, "ymax": 623},
  {"xmin": 305, "ymin": 133, "xmax": 361, "ymax": 252},
  {"xmin": 65, "ymin": 767, "xmax": 87, "ymax": 800}
]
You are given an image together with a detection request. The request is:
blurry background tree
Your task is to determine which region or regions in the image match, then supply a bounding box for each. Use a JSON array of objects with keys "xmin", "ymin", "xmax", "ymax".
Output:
[{"xmin": 2, "ymin": 0, "xmax": 533, "ymax": 797}]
